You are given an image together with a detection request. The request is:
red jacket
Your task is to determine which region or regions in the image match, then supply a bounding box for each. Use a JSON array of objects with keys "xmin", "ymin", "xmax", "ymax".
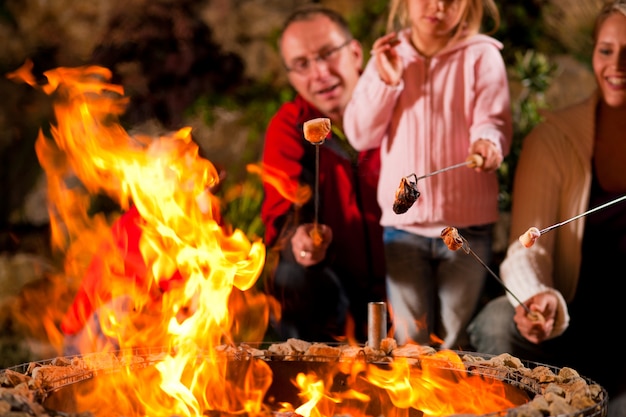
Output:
[
  {"xmin": 60, "ymin": 205, "xmax": 183, "ymax": 335},
  {"xmin": 261, "ymin": 95, "xmax": 385, "ymax": 286}
]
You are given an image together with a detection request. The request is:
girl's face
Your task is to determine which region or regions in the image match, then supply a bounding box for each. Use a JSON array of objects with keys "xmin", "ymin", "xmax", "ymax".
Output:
[
  {"xmin": 593, "ymin": 12, "xmax": 626, "ymax": 109},
  {"xmin": 408, "ymin": 0, "xmax": 464, "ymax": 40}
]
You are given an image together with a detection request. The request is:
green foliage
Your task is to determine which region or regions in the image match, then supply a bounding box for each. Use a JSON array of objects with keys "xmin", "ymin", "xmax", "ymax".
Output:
[
  {"xmin": 498, "ymin": 50, "xmax": 558, "ymax": 212},
  {"xmin": 189, "ymin": 80, "xmax": 294, "ymax": 242},
  {"xmin": 218, "ymin": 173, "xmax": 265, "ymax": 242},
  {"xmin": 494, "ymin": 1, "xmax": 565, "ymax": 62},
  {"xmin": 347, "ymin": 0, "xmax": 389, "ymax": 49}
]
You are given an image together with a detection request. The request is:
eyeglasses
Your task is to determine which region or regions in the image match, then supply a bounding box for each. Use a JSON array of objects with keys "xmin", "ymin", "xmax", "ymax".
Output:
[{"xmin": 284, "ymin": 39, "xmax": 352, "ymax": 76}]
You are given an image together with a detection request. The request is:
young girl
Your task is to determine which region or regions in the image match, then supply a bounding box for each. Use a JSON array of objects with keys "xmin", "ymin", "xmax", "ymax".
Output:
[{"xmin": 343, "ymin": 0, "xmax": 512, "ymax": 349}]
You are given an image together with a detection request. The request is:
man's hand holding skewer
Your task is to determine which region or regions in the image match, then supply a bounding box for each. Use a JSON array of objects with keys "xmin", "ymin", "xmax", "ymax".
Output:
[
  {"xmin": 513, "ymin": 292, "xmax": 557, "ymax": 344},
  {"xmin": 291, "ymin": 223, "xmax": 332, "ymax": 267}
]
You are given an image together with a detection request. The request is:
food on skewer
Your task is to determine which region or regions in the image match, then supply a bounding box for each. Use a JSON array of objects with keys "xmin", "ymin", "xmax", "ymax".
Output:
[
  {"xmin": 303, "ymin": 117, "xmax": 331, "ymax": 246},
  {"xmin": 440, "ymin": 226, "xmax": 545, "ymax": 323},
  {"xmin": 465, "ymin": 153, "xmax": 484, "ymax": 169},
  {"xmin": 441, "ymin": 226, "xmax": 464, "ymax": 251},
  {"xmin": 392, "ymin": 175, "xmax": 420, "ymax": 214},
  {"xmin": 392, "ymin": 154, "xmax": 484, "ymax": 215},
  {"xmin": 517, "ymin": 195, "xmax": 626, "ymax": 250},
  {"xmin": 303, "ymin": 118, "xmax": 331, "ymax": 144},
  {"xmin": 310, "ymin": 227, "xmax": 323, "ymax": 247},
  {"xmin": 519, "ymin": 227, "xmax": 541, "ymax": 248}
]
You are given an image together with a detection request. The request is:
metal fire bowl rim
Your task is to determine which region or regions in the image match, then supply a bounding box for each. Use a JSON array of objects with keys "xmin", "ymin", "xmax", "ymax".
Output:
[
  {"xmin": 3, "ymin": 344, "xmax": 608, "ymax": 417},
  {"xmin": 1, "ymin": 343, "xmax": 604, "ymax": 389}
]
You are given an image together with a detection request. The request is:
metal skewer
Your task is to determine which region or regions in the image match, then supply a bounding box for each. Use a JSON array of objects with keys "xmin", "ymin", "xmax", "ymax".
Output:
[
  {"xmin": 407, "ymin": 155, "xmax": 484, "ymax": 185},
  {"xmin": 303, "ymin": 118, "xmax": 331, "ymax": 246},
  {"xmin": 519, "ymin": 194, "xmax": 626, "ymax": 248},
  {"xmin": 539, "ymin": 194, "xmax": 626, "ymax": 235},
  {"xmin": 393, "ymin": 155, "xmax": 484, "ymax": 215},
  {"xmin": 459, "ymin": 238, "xmax": 533, "ymax": 316},
  {"xmin": 443, "ymin": 227, "xmax": 534, "ymax": 316},
  {"xmin": 415, "ymin": 159, "xmax": 476, "ymax": 182},
  {"xmin": 311, "ymin": 142, "xmax": 322, "ymax": 245}
]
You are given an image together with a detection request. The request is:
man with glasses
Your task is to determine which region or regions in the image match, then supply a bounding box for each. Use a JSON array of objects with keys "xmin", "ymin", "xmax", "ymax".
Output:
[{"xmin": 261, "ymin": 5, "xmax": 386, "ymax": 343}]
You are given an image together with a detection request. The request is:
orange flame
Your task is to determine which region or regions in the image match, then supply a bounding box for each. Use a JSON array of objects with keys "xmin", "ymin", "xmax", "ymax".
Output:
[
  {"xmin": 365, "ymin": 352, "xmax": 521, "ymax": 416},
  {"xmin": 246, "ymin": 162, "xmax": 311, "ymax": 206}
]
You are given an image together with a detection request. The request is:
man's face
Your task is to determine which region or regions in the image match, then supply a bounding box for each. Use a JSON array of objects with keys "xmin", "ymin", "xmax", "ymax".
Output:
[{"xmin": 280, "ymin": 15, "xmax": 363, "ymax": 123}]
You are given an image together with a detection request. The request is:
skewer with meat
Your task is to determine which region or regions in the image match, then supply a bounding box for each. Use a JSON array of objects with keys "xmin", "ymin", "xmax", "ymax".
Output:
[
  {"xmin": 392, "ymin": 154, "xmax": 484, "ymax": 214},
  {"xmin": 441, "ymin": 226, "xmax": 545, "ymax": 323},
  {"xmin": 440, "ymin": 226, "xmax": 465, "ymax": 251}
]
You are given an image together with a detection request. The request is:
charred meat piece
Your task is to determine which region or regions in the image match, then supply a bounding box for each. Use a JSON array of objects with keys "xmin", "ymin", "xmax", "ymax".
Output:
[
  {"xmin": 441, "ymin": 226, "xmax": 464, "ymax": 251},
  {"xmin": 393, "ymin": 175, "xmax": 419, "ymax": 214}
]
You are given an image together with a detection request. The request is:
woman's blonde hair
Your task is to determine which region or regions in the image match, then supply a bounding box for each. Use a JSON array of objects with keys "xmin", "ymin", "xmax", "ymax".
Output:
[
  {"xmin": 386, "ymin": 0, "xmax": 501, "ymax": 43},
  {"xmin": 593, "ymin": 0, "xmax": 626, "ymax": 42}
]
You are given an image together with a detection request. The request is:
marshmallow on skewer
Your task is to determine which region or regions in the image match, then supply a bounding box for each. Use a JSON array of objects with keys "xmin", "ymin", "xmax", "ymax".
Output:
[
  {"xmin": 303, "ymin": 118, "xmax": 331, "ymax": 144},
  {"xmin": 519, "ymin": 227, "xmax": 541, "ymax": 248},
  {"xmin": 466, "ymin": 153, "xmax": 484, "ymax": 169}
]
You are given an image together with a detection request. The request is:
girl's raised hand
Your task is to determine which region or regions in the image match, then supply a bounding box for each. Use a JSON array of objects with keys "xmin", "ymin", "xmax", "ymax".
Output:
[{"xmin": 370, "ymin": 33, "xmax": 403, "ymax": 87}]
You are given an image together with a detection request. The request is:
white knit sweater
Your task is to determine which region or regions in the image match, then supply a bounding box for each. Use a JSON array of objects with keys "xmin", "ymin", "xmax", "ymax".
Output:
[{"xmin": 500, "ymin": 91, "xmax": 598, "ymax": 339}]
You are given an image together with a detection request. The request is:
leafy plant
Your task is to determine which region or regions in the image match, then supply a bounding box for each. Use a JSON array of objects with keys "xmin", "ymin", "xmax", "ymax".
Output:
[
  {"xmin": 218, "ymin": 173, "xmax": 265, "ymax": 242},
  {"xmin": 498, "ymin": 49, "xmax": 557, "ymax": 212}
]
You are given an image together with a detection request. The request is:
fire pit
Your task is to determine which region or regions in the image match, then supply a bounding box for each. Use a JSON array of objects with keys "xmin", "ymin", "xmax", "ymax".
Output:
[{"xmin": 0, "ymin": 339, "xmax": 607, "ymax": 417}]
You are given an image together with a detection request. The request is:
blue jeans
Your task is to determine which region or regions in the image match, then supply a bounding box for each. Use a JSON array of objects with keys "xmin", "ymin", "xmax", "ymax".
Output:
[{"xmin": 383, "ymin": 225, "xmax": 492, "ymax": 349}]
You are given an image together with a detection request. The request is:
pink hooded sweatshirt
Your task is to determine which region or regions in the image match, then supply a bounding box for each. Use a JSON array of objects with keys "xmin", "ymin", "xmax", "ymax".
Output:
[{"xmin": 343, "ymin": 29, "xmax": 512, "ymax": 237}]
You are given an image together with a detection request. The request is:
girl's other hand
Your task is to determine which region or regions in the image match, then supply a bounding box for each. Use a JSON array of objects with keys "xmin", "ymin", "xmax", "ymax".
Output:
[{"xmin": 371, "ymin": 33, "xmax": 403, "ymax": 87}]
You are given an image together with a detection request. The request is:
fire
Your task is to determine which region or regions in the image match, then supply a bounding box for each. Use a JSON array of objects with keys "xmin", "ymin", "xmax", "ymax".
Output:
[
  {"xmin": 246, "ymin": 163, "xmax": 311, "ymax": 206},
  {"xmin": 8, "ymin": 61, "xmax": 270, "ymax": 416},
  {"xmin": 365, "ymin": 352, "xmax": 521, "ymax": 416},
  {"xmin": 7, "ymin": 60, "xmax": 527, "ymax": 417}
]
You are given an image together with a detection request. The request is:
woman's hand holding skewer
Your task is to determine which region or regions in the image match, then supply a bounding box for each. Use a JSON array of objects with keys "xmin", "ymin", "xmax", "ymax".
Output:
[
  {"xmin": 291, "ymin": 223, "xmax": 332, "ymax": 267},
  {"xmin": 513, "ymin": 292, "xmax": 557, "ymax": 344}
]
